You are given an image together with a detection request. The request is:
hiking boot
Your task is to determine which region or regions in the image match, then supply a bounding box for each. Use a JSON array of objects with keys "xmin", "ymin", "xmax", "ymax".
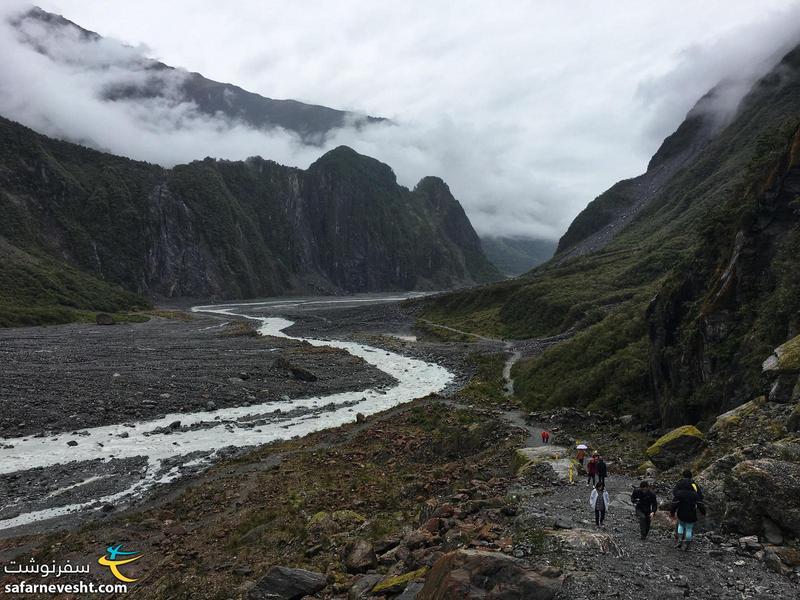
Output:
[
  {"xmin": 684, "ymin": 542, "xmax": 691, "ymax": 552},
  {"xmin": 675, "ymin": 541, "xmax": 683, "ymax": 549}
]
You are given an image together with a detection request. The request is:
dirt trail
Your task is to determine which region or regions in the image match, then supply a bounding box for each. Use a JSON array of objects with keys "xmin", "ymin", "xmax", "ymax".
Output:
[{"xmin": 518, "ymin": 465, "xmax": 798, "ymax": 599}]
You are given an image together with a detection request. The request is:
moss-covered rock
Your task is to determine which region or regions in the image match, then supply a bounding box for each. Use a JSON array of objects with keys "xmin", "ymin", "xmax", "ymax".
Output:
[
  {"xmin": 764, "ymin": 335, "xmax": 800, "ymax": 372},
  {"xmin": 636, "ymin": 460, "xmax": 656, "ymax": 475},
  {"xmin": 512, "ymin": 446, "xmax": 576, "ymax": 481},
  {"xmin": 646, "ymin": 425, "xmax": 705, "ymax": 469},
  {"xmin": 307, "ymin": 510, "xmax": 366, "ymax": 540},
  {"xmin": 371, "ymin": 566, "xmax": 428, "ymax": 594}
]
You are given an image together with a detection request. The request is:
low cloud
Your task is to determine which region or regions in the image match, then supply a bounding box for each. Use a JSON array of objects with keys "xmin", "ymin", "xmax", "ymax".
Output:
[{"xmin": 3, "ymin": 1, "xmax": 800, "ymax": 240}]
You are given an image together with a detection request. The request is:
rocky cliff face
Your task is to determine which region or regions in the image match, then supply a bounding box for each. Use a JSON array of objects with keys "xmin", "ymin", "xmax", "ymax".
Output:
[{"xmin": 0, "ymin": 117, "xmax": 499, "ymax": 316}]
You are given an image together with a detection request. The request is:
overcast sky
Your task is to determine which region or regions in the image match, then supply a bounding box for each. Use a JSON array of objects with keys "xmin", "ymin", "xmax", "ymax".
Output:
[{"xmin": 5, "ymin": 1, "xmax": 800, "ymax": 239}]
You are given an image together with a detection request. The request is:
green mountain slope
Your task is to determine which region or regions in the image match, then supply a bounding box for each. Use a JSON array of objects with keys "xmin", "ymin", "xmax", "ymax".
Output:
[
  {"xmin": 480, "ymin": 237, "xmax": 556, "ymax": 276},
  {"xmin": 422, "ymin": 43, "xmax": 800, "ymax": 426},
  {"xmin": 0, "ymin": 118, "xmax": 500, "ymax": 326}
]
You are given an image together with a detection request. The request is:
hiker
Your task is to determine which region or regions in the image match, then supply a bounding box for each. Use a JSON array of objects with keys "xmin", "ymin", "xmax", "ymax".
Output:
[
  {"xmin": 541, "ymin": 430, "xmax": 550, "ymax": 444},
  {"xmin": 589, "ymin": 481, "xmax": 610, "ymax": 528},
  {"xmin": 586, "ymin": 454, "xmax": 598, "ymax": 487},
  {"xmin": 670, "ymin": 480, "xmax": 706, "ymax": 551},
  {"xmin": 671, "ymin": 469, "xmax": 703, "ymax": 541},
  {"xmin": 576, "ymin": 447, "xmax": 586, "ymax": 466},
  {"xmin": 631, "ymin": 481, "xmax": 658, "ymax": 541},
  {"xmin": 673, "ymin": 469, "xmax": 703, "ymax": 501},
  {"xmin": 597, "ymin": 455, "xmax": 608, "ymax": 486}
]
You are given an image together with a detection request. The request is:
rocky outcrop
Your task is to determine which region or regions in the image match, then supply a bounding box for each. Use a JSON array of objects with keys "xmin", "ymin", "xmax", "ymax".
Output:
[
  {"xmin": 417, "ymin": 550, "xmax": 563, "ymax": 600},
  {"xmin": 698, "ymin": 438, "xmax": 800, "ymax": 540},
  {"xmin": 512, "ymin": 446, "xmax": 575, "ymax": 481},
  {"xmin": 646, "ymin": 425, "xmax": 705, "ymax": 469},
  {"xmin": 246, "ymin": 566, "xmax": 327, "ymax": 600},
  {"xmin": 763, "ymin": 335, "xmax": 800, "ymax": 403}
]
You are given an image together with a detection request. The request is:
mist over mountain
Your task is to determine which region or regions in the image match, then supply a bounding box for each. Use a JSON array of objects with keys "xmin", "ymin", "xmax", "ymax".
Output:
[
  {"xmin": 5, "ymin": 3, "xmax": 800, "ymax": 243},
  {"xmin": 422, "ymin": 38, "xmax": 800, "ymax": 427}
]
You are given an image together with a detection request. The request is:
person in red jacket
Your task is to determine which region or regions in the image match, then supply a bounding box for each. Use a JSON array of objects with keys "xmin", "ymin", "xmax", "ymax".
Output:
[
  {"xmin": 540, "ymin": 430, "xmax": 550, "ymax": 444},
  {"xmin": 586, "ymin": 453, "xmax": 598, "ymax": 487}
]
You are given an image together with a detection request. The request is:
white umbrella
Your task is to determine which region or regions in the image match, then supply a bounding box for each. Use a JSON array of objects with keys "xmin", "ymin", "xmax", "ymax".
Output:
[{"xmin": 575, "ymin": 444, "xmax": 589, "ymax": 450}]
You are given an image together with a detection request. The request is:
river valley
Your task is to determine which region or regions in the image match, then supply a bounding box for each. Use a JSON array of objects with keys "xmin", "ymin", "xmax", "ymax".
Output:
[{"xmin": 0, "ymin": 294, "xmax": 474, "ymax": 537}]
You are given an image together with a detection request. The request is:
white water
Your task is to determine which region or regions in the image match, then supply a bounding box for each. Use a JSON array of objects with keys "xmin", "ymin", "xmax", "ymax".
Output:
[{"xmin": 0, "ymin": 300, "xmax": 453, "ymax": 530}]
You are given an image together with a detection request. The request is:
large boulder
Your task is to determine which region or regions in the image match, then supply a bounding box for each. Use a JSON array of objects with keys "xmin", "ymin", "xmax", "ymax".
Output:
[
  {"xmin": 417, "ymin": 550, "xmax": 563, "ymax": 600},
  {"xmin": 512, "ymin": 446, "xmax": 576, "ymax": 482},
  {"xmin": 95, "ymin": 312, "xmax": 115, "ymax": 325},
  {"xmin": 646, "ymin": 425, "xmax": 705, "ymax": 469},
  {"xmin": 246, "ymin": 566, "xmax": 326, "ymax": 600},
  {"xmin": 762, "ymin": 335, "xmax": 800, "ymax": 403},
  {"xmin": 722, "ymin": 458, "xmax": 800, "ymax": 537},
  {"xmin": 546, "ymin": 528, "xmax": 622, "ymax": 557}
]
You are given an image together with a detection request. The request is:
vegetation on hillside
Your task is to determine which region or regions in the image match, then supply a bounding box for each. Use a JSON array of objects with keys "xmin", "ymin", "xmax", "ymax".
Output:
[{"xmin": 421, "ymin": 44, "xmax": 800, "ymax": 426}]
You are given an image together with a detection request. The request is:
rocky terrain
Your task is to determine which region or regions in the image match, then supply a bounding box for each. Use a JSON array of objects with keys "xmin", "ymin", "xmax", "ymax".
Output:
[
  {"xmin": 1, "ymin": 301, "xmax": 798, "ymax": 599},
  {"xmin": 0, "ymin": 312, "xmax": 395, "ymax": 438}
]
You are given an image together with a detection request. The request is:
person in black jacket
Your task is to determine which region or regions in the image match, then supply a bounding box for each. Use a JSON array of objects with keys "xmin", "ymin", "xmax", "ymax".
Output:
[
  {"xmin": 597, "ymin": 456, "xmax": 608, "ymax": 486},
  {"xmin": 631, "ymin": 481, "xmax": 658, "ymax": 541},
  {"xmin": 671, "ymin": 470, "xmax": 703, "ymax": 541},
  {"xmin": 673, "ymin": 469, "xmax": 703, "ymax": 501},
  {"xmin": 670, "ymin": 485, "xmax": 706, "ymax": 551}
]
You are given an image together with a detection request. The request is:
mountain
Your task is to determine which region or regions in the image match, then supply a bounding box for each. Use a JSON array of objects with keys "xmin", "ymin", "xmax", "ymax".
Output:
[
  {"xmin": 420, "ymin": 42, "xmax": 800, "ymax": 427},
  {"xmin": 0, "ymin": 116, "xmax": 500, "ymax": 326},
  {"xmin": 480, "ymin": 236, "xmax": 556, "ymax": 276},
  {"xmin": 11, "ymin": 7, "xmax": 383, "ymax": 143}
]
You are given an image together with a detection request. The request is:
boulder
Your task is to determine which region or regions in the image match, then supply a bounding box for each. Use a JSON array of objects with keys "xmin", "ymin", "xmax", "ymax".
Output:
[
  {"xmin": 246, "ymin": 566, "xmax": 326, "ymax": 600},
  {"xmin": 723, "ymin": 458, "xmax": 800, "ymax": 537},
  {"xmin": 347, "ymin": 574, "xmax": 382, "ymax": 600},
  {"xmin": 95, "ymin": 312, "xmax": 115, "ymax": 325},
  {"xmin": 645, "ymin": 425, "xmax": 705, "ymax": 469},
  {"xmin": 762, "ymin": 336, "xmax": 800, "ymax": 403},
  {"xmin": 546, "ymin": 528, "xmax": 622, "ymax": 557},
  {"xmin": 307, "ymin": 510, "xmax": 365, "ymax": 540},
  {"xmin": 512, "ymin": 446, "xmax": 575, "ymax": 482},
  {"xmin": 272, "ymin": 357, "xmax": 319, "ymax": 382},
  {"xmin": 344, "ymin": 539, "xmax": 377, "ymax": 573},
  {"xmin": 417, "ymin": 550, "xmax": 562, "ymax": 600}
]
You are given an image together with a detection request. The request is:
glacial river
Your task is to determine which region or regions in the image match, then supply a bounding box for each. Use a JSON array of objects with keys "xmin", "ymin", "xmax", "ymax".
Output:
[{"xmin": 0, "ymin": 298, "xmax": 453, "ymax": 531}]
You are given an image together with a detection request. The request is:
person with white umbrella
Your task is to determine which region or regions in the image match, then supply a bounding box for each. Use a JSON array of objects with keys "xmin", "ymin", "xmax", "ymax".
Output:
[{"xmin": 575, "ymin": 443, "xmax": 588, "ymax": 466}]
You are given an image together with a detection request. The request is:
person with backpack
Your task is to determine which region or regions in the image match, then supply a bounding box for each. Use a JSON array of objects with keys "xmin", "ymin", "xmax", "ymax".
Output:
[
  {"xmin": 586, "ymin": 453, "xmax": 598, "ymax": 487},
  {"xmin": 576, "ymin": 447, "xmax": 586, "ymax": 466},
  {"xmin": 597, "ymin": 455, "xmax": 608, "ymax": 486},
  {"xmin": 671, "ymin": 469, "xmax": 703, "ymax": 541},
  {"xmin": 631, "ymin": 481, "xmax": 658, "ymax": 541},
  {"xmin": 589, "ymin": 481, "xmax": 610, "ymax": 528},
  {"xmin": 673, "ymin": 469, "xmax": 703, "ymax": 501},
  {"xmin": 670, "ymin": 480, "xmax": 706, "ymax": 551}
]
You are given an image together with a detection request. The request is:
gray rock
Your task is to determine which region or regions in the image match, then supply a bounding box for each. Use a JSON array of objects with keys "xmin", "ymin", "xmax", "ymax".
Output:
[
  {"xmin": 95, "ymin": 313, "xmax": 115, "ymax": 325},
  {"xmin": 344, "ymin": 539, "xmax": 378, "ymax": 573},
  {"xmin": 246, "ymin": 566, "xmax": 326, "ymax": 600},
  {"xmin": 347, "ymin": 574, "xmax": 382, "ymax": 600},
  {"xmin": 762, "ymin": 517, "xmax": 784, "ymax": 545}
]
